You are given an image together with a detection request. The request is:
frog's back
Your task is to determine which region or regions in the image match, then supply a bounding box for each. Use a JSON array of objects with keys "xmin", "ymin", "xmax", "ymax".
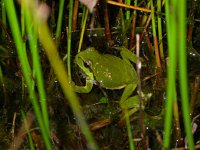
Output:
[{"xmin": 93, "ymin": 54, "xmax": 137, "ymax": 89}]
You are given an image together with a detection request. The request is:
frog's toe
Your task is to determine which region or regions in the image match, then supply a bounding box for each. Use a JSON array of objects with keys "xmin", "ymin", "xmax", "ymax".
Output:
[{"xmin": 119, "ymin": 95, "xmax": 139, "ymax": 109}]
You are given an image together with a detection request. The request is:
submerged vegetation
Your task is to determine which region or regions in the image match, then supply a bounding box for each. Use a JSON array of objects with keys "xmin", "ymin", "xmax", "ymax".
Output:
[{"xmin": 0, "ymin": 0, "xmax": 200, "ymax": 149}]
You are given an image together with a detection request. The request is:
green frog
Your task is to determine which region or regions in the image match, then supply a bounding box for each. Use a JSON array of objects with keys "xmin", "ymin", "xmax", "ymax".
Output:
[{"xmin": 73, "ymin": 47, "xmax": 140, "ymax": 110}]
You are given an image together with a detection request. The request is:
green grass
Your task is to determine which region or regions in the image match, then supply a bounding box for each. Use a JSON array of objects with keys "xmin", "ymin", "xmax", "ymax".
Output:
[
  {"xmin": 55, "ymin": 0, "xmax": 65, "ymax": 42},
  {"xmin": 5, "ymin": 0, "xmax": 51, "ymax": 149},
  {"xmin": 163, "ymin": 0, "xmax": 194, "ymax": 149}
]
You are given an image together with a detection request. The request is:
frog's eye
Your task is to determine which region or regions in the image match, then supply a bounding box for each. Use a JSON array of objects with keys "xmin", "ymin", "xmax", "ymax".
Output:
[{"xmin": 84, "ymin": 60, "xmax": 92, "ymax": 68}]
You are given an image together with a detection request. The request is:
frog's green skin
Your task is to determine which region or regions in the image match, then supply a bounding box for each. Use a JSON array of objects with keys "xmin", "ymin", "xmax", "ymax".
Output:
[{"xmin": 73, "ymin": 47, "xmax": 139, "ymax": 109}]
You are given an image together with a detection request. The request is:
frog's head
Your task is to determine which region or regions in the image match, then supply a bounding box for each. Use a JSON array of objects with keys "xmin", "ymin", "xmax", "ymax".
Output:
[
  {"xmin": 76, "ymin": 47, "xmax": 99, "ymax": 64},
  {"xmin": 75, "ymin": 47, "xmax": 99, "ymax": 80}
]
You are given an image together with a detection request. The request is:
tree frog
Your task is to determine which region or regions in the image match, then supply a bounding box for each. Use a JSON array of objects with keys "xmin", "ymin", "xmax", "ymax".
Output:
[{"xmin": 73, "ymin": 47, "xmax": 140, "ymax": 110}]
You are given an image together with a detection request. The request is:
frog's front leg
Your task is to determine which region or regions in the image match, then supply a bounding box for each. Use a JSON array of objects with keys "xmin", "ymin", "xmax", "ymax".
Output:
[
  {"xmin": 73, "ymin": 78, "xmax": 93, "ymax": 93},
  {"xmin": 119, "ymin": 83, "xmax": 139, "ymax": 110}
]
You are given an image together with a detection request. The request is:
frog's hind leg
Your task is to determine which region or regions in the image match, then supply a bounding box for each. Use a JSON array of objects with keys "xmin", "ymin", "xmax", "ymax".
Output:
[
  {"xmin": 119, "ymin": 83, "xmax": 138, "ymax": 109},
  {"xmin": 119, "ymin": 83, "xmax": 140, "ymax": 125},
  {"xmin": 115, "ymin": 46, "xmax": 138, "ymax": 64}
]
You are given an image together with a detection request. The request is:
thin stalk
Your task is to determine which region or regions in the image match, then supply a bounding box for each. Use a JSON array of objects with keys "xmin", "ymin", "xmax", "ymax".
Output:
[
  {"xmin": 67, "ymin": 0, "xmax": 73, "ymax": 82},
  {"xmin": 150, "ymin": 0, "xmax": 161, "ymax": 69},
  {"xmin": 157, "ymin": 0, "xmax": 164, "ymax": 61},
  {"xmin": 5, "ymin": 1, "xmax": 51, "ymax": 149},
  {"xmin": 163, "ymin": 0, "xmax": 177, "ymax": 147},
  {"xmin": 11, "ymin": 112, "xmax": 17, "ymax": 148},
  {"xmin": 129, "ymin": 0, "xmax": 137, "ymax": 49},
  {"xmin": 78, "ymin": 9, "xmax": 88, "ymax": 53},
  {"xmin": 125, "ymin": 110, "xmax": 135, "ymax": 150},
  {"xmin": 136, "ymin": 34, "xmax": 147, "ymax": 150},
  {"xmin": 132, "ymin": 14, "xmax": 152, "ymax": 51},
  {"xmin": 21, "ymin": 111, "xmax": 35, "ymax": 150},
  {"xmin": 56, "ymin": 0, "xmax": 65, "ymax": 42},
  {"xmin": 187, "ymin": 0, "xmax": 196, "ymax": 42},
  {"xmin": 145, "ymin": 32, "xmax": 153, "ymax": 57},
  {"xmin": 140, "ymin": 1, "xmax": 151, "ymax": 26},
  {"xmin": 72, "ymin": 0, "xmax": 79, "ymax": 31},
  {"xmin": 21, "ymin": 0, "xmax": 34, "ymax": 105},
  {"xmin": 0, "ymin": 66, "xmax": 8, "ymax": 105},
  {"xmin": 21, "ymin": 0, "xmax": 32, "ymax": 78},
  {"xmin": 190, "ymin": 76, "xmax": 200, "ymax": 115},
  {"xmin": 103, "ymin": 0, "xmax": 112, "ymax": 43},
  {"xmin": 178, "ymin": 0, "xmax": 194, "ymax": 148},
  {"xmin": 2, "ymin": 0, "xmax": 6, "ymax": 27},
  {"xmin": 129, "ymin": 17, "xmax": 136, "ymax": 49},
  {"xmin": 173, "ymin": 95, "xmax": 182, "ymax": 146},
  {"xmin": 125, "ymin": 0, "xmax": 131, "ymax": 20},
  {"xmin": 22, "ymin": 77, "xmax": 25, "ymax": 102},
  {"xmin": 23, "ymin": 0, "xmax": 50, "ymax": 134},
  {"xmin": 50, "ymin": 1, "xmax": 56, "ymax": 33},
  {"xmin": 81, "ymin": 6, "xmax": 86, "ymax": 26},
  {"xmin": 21, "ymin": 1, "xmax": 25, "ymax": 38},
  {"xmin": 118, "ymin": 0, "xmax": 125, "ymax": 33},
  {"xmin": 0, "ymin": 21, "xmax": 12, "ymax": 41},
  {"xmin": 107, "ymin": 0, "xmax": 151, "ymax": 13}
]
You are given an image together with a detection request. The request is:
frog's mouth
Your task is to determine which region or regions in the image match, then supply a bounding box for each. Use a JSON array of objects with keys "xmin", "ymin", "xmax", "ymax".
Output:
[{"xmin": 78, "ymin": 69, "xmax": 87, "ymax": 80}]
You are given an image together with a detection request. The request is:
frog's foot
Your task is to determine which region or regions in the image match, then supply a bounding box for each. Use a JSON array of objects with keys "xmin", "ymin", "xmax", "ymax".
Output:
[
  {"xmin": 117, "ymin": 95, "xmax": 141, "ymax": 127},
  {"xmin": 118, "ymin": 92, "xmax": 152, "ymax": 126},
  {"xmin": 114, "ymin": 46, "xmax": 144, "ymax": 64},
  {"xmin": 120, "ymin": 92, "xmax": 152, "ymax": 112},
  {"xmin": 119, "ymin": 95, "xmax": 139, "ymax": 110}
]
